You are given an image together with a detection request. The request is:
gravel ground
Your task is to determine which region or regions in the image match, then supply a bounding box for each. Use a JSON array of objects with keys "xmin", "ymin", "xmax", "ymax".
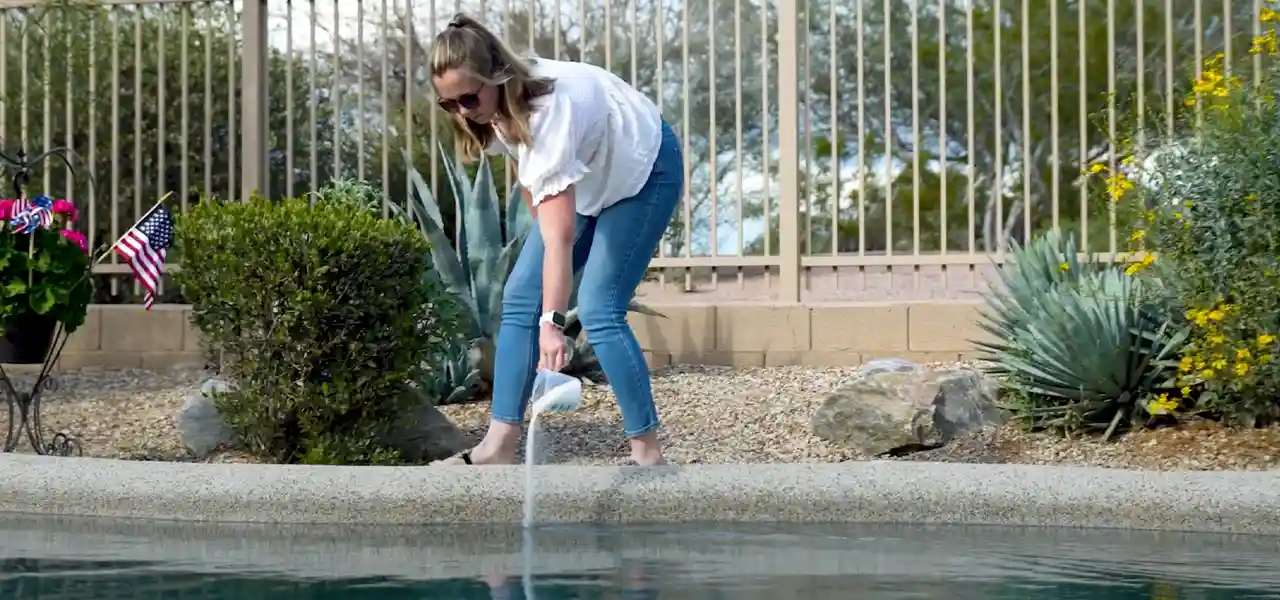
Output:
[{"xmin": 2, "ymin": 365, "xmax": 1279, "ymax": 471}]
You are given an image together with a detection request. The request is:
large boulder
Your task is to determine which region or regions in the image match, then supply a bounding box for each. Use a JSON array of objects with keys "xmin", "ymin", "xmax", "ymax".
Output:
[
  {"xmin": 175, "ymin": 378, "xmax": 238, "ymax": 456},
  {"xmin": 810, "ymin": 358, "xmax": 1005, "ymax": 455},
  {"xmin": 174, "ymin": 378, "xmax": 469, "ymax": 462},
  {"xmin": 378, "ymin": 396, "xmax": 470, "ymax": 463}
]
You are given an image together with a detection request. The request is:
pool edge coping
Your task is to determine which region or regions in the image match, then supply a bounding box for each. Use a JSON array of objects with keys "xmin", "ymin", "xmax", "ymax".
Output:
[{"xmin": 1, "ymin": 454, "xmax": 1277, "ymax": 534}]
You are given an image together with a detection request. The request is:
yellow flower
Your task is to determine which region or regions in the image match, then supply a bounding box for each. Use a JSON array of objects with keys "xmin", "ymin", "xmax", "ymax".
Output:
[
  {"xmin": 1202, "ymin": 368, "xmax": 1216, "ymax": 379},
  {"xmin": 1207, "ymin": 309, "xmax": 1224, "ymax": 321},
  {"xmin": 1180, "ymin": 386, "xmax": 1191, "ymax": 396},
  {"xmin": 1130, "ymin": 229, "xmax": 1146, "ymax": 242},
  {"xmin": 1148, "ymin": 393, "xmax": 1179, "ymax": 415},
  {"xmin": 1235, "ymin": 362, "xmax": 1250, "ymax": 376},
  {"xmin": 1245, "ymin": 193, "xmax": 1258, "ymax": 201},
  {"xmin": 1058, "ymin": 262, "xmax": 1070, "ymax": 272},
  {"xmin": 1088, "ymin": 163, "xmax": 1106, "ymax": 174},
  {"xmin": 1236, "ymin": 348, "xmax": 1252, "ymax": 360},
  {"xmin": 1257, "ymin": 333, "xmax": 1275, "ymax": 347},
  {"xmin": 1124, "ymin": 253, "xmax": 1157, "ymax": 276},
  {"xmin": 1212, "ymin": 358, "xmax": 1228, "ymax": 370},
  {"xmin": 1178, "ymin": 356, "xmax": 1194, "ymax": 372},
  {"xmin": 1105, "ymin": 173, "xmax": 1134, "ymax": 200},
  {"xmin": 1249, "ymin": 29, "xmax": 1280, "ymax": 55},
  {"xmin": 1263, "ymin": 7, "xmax": 1278, "ymax": 22}
]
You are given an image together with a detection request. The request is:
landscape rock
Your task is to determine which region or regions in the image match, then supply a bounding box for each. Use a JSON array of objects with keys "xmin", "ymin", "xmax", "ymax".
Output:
[
  {"xmin": 809, "ymin": 359, "xmax": 1005, "ymax": 455},
  {"xmin": 858, "ymin": 357, "xmax": 922, "ymax": 377},
  {"xmin": 174, "ymin": 378, "xmax": 237, "ymax": 456},
  {"xmin": 379, "ymin": 397, "xmax": 471, "ymax": 463}
]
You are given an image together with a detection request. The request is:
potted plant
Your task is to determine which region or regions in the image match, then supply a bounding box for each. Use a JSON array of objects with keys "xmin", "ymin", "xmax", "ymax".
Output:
[{"xmin": 0, "ymin": 150, "xmax": 93, "ymax": 364}]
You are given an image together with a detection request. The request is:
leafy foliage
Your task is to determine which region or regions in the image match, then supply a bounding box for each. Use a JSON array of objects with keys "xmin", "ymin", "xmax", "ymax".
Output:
[
  {"xmin": 975, "ymin": 231, "xmax": 1186, "ymax": 438},
  {"xmin": 174, "ymin": 190, "xmax": 461, "ymax": 464},
  {"xmin": 0, "ymin": 223, "xmax": 93, "ymax": 333},
  {"xmin": 1121, "ymin": 29, "xmax": 1280, "ymax": 427},
  {"xmin": 0, "ymin": 149, "xmax": 94, "ymax": 333}
]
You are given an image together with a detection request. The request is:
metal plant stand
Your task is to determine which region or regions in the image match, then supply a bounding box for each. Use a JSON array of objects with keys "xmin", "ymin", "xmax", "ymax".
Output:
[{"xmin": 1, "ymin": 357, "xmax": 81, "ymax": 456}]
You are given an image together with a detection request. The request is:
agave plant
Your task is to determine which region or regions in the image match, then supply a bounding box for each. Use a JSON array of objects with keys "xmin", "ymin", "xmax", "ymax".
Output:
[
  {"xmin": 974, "ymin": 231, "xmax": 1187, "ymax": 439},
  {"xmin": 393, "ymin": 146, "xmax": 664, "ymax": 406}
]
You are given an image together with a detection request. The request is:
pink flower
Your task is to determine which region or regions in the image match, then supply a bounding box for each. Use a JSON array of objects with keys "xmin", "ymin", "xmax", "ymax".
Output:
[
  {"xmin": 60, "ymin": 229, "xmax": 88, "ymax": 254},
  {"xmin": 51, "ymin": 199, "xmax": 79, "ymax": 224}
]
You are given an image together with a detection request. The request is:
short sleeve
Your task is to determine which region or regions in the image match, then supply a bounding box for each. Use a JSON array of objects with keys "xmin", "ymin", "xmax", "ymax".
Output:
[{"xmin": 517, "ymin": 91, "xmax": 593, "ymax": 205}]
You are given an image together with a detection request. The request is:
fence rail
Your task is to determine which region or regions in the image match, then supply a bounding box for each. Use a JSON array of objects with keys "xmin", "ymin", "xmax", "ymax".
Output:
[{"xmin": 0, "ymin": 0, "xmax": 1267, "ymax": 303}]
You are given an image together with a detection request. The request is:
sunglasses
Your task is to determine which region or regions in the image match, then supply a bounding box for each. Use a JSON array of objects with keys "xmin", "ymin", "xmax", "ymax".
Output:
[{"xmin": 438, "ymin": 87, "xmax": 483, "ymax": 113}]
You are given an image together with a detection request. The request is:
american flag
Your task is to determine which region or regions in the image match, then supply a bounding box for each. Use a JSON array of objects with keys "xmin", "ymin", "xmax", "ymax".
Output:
[{"xmin": 114, "ymin": 204, "xmax": 174, "ymax": 310}]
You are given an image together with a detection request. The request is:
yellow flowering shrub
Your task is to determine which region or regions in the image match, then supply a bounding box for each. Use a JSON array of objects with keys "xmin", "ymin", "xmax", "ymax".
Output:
[
  {"xmin": 1113, "ymin": 7, "xmax": 1280, "ymax": 426},
  {"xmin": 1175, "ymin": 304, "xmax": 1280, "ymax": 425}
]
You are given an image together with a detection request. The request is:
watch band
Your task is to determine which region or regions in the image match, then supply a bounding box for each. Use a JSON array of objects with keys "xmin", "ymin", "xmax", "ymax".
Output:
[{"xmin": 539, "ymin": 311, "xmax": 566, "ymax": 329}]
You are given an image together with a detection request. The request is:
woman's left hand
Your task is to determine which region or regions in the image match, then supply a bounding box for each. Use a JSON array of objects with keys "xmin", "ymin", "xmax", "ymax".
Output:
[{"xmin": 538, "ymin": 323, "xmax": 569, "ymax": 372}]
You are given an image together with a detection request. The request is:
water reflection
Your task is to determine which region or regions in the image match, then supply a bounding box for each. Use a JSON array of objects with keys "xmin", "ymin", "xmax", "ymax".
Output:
[
  {"xmin": 0, "ymin": 518, "xmax": 1277, "ymax": 599},
  {"xmin": 0, "ymin": 557, "xmax": 1278, "ymax": 599}
]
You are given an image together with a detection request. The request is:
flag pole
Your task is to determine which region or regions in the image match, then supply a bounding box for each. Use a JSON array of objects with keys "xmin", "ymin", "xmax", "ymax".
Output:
[{"xmin": 94, "ymin": 192, "xmax": 173, "ymax": 266}]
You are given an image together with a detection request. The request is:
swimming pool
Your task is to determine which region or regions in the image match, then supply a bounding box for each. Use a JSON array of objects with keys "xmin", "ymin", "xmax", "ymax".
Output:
[{"xmin": 1, "ymin": 516, "xmax": 1276, "ymax": 599}]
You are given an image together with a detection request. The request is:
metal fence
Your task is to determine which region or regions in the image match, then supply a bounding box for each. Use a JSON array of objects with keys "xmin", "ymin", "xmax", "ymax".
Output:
[{"xmin": 0, "ymin": 0, "xmax": 1268, "ymax": 302}]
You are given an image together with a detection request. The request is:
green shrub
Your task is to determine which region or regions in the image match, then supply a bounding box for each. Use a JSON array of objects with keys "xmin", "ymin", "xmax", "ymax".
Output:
[
  {"xmin": 1118, "ymin": 43, "xmax": 1280, "ymax": 427},
  {"xmin": 173, "ymin": 191, "xmax": 461, "ymax": 464},
  {"xmin": 975, "ymin": 231, "xmax": 1186, "ymax": 438}
]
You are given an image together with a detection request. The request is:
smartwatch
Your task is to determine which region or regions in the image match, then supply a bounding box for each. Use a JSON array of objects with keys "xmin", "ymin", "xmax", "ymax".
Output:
[{"xmin": 539, "ymin": 311, "xmax": 566, "ymax": 330}]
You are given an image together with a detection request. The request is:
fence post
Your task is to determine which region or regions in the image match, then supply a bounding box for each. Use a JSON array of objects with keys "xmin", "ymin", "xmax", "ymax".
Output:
[
  {"xmin": 776, "ymin": 0, "xmax": 801, "ymax": 303},
  {"xmin": 240, "ymin": 0, "xmax": 269, "ymax": 201}
]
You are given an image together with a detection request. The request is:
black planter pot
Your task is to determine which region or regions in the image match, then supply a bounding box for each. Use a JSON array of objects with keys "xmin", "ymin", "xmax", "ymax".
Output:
[{"xmin": 0, "ymin": 315, "xmax": 57, "ymax": 364}]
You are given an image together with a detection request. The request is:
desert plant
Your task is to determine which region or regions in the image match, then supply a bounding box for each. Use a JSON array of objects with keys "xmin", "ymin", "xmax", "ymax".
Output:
[
  {"xmin": 393, "ymin": 147, "xmax": 664, "ymax": 405},
  {"xmin": 974, "ymin": 231, "xmax": 1187, "ymax": 439},
  {"xmin": 174, "ymin": 191, "xmax": 462, "ymax": 464}
]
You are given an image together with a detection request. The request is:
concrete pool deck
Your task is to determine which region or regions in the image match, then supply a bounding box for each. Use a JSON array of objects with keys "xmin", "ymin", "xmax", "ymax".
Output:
[{"xmin": 0, "ymin": 454, "xmax": 1277, "ymax": 534}]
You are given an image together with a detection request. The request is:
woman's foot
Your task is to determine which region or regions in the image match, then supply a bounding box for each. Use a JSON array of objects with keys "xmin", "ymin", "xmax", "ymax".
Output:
[
  {"xmin": 435, "ymin": 420, "xmax": 522, "ymax": 465},
  {"xmin": 628, "ymin": 431, "xmax": 667, "ymax": 466}
]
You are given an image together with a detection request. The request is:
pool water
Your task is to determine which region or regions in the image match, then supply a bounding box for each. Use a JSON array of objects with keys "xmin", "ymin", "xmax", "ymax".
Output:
[{"xmin": 0, "ymin": 517, "xmax": 1277, "ymax": 599}]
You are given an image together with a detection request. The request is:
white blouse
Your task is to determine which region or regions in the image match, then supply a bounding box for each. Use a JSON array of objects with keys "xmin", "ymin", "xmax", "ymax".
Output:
[{"xmin": 487, "ymin": 58, "xmax": 663, "ymax": 216}]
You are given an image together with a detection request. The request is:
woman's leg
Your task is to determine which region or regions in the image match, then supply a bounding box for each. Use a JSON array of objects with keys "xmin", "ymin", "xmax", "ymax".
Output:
[
  {"xmin": 576, "ymin": 123, "xmax": 684, "ymax": 466},
  {"xmin": 468, "ymin": 214, "xmax": 597, "ymax": 465}
]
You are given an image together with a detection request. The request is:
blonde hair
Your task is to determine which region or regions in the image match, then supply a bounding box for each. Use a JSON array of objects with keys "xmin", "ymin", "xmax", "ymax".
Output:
[{"xmin": 430, "ymin": 13, "xmax": 555, "ymax": 162}]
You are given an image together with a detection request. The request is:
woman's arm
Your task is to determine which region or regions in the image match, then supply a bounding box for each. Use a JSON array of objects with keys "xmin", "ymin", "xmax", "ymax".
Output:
[{"xmin": 536, "ymin": 188, "xmax": 575, "ymax": 317}]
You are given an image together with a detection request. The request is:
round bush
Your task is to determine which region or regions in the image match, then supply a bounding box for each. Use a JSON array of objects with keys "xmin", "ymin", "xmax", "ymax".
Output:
[{"xmin": 174, "ymin": 193, "xmax": 462, "ymax": 464}]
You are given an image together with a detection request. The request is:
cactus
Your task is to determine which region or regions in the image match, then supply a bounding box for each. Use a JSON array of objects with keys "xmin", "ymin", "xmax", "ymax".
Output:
[{"xmin": 394, "ymin": 146, "xmax": 664, "ymax": 406}]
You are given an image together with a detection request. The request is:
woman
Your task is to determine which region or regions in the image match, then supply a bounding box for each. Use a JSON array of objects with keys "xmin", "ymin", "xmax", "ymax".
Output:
[{"xmin": 431, "ymin": 14, "xmax": 682, "ymax": 467}]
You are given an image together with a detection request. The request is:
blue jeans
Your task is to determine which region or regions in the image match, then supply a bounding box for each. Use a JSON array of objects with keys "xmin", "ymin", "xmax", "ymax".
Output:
[{"xmin": 491, "ymin": 121, "xmax": 683, "ymax": 437}]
